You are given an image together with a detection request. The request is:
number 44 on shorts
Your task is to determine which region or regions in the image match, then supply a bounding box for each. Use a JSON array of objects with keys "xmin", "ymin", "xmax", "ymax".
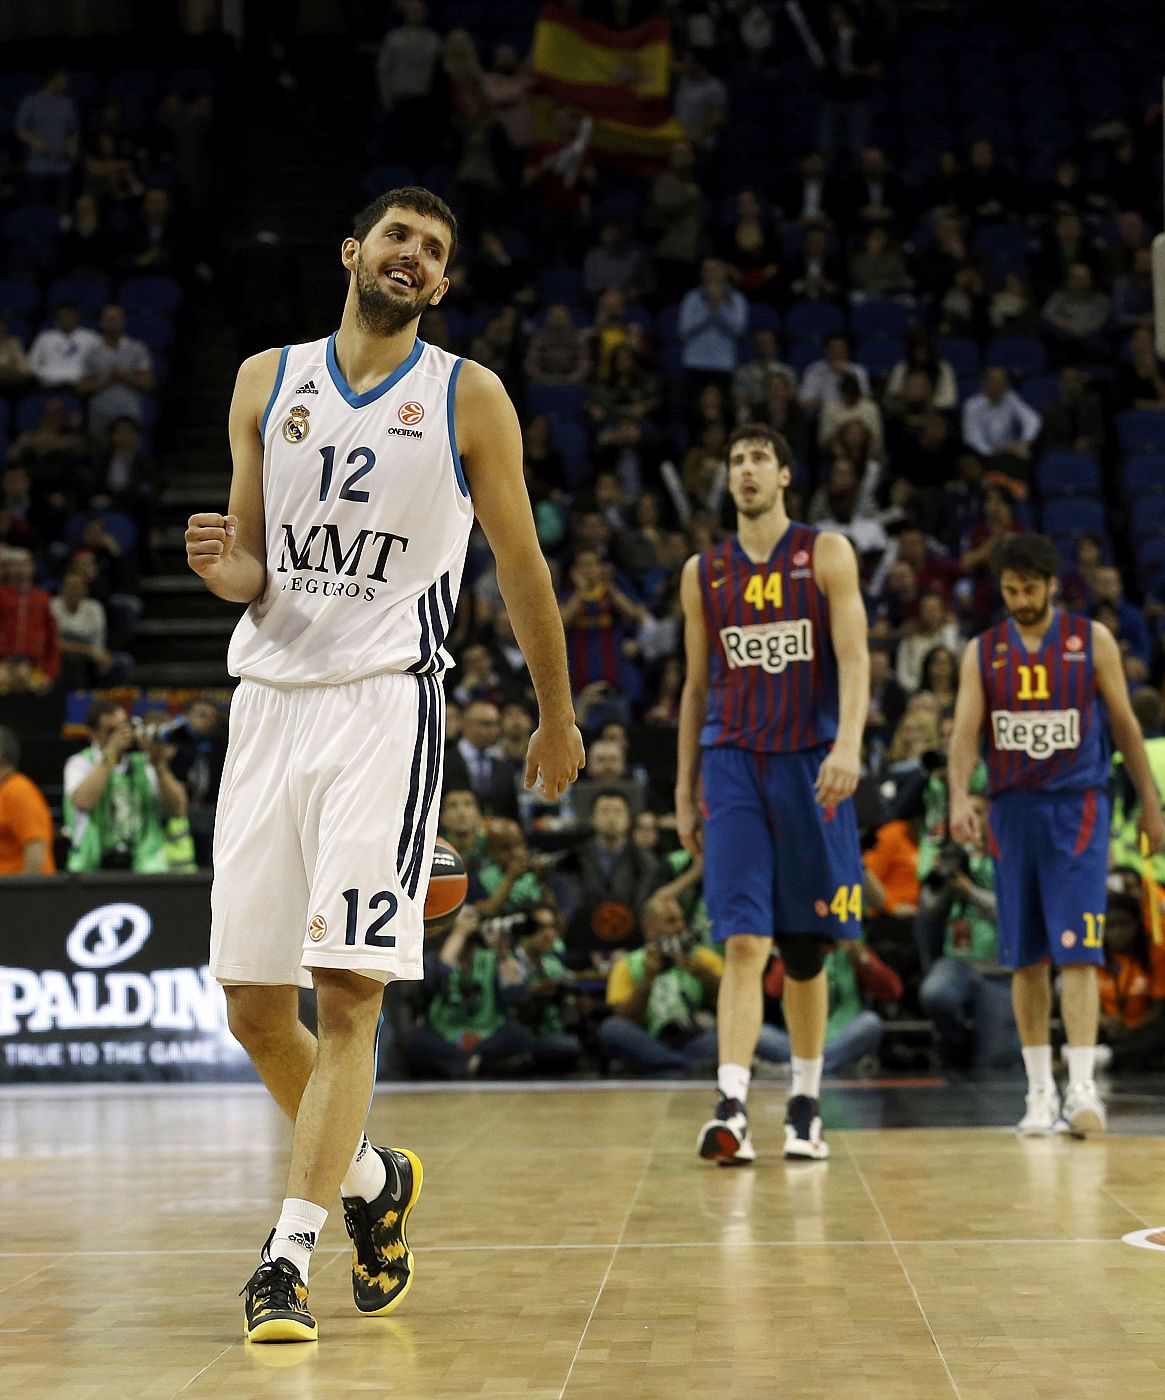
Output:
[{"xmin": 829, "ymin": 883, "xmax": 862, "ymax": 923}]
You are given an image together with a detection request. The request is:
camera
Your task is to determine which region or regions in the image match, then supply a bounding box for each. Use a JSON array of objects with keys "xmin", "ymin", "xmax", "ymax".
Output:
[
  {"xmin": 126, "ymin": 716, "xmax": 158, "ymax": 752},
  {"xmin": 657, "ymin": 931, "xmax": 697, "ymax": 966},
  {"xmin": 924, "ymin": 841, "xmax": 971, "ymax": 891}
]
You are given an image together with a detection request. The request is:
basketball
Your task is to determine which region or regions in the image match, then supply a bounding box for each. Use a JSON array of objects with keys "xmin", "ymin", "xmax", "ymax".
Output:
[{"xmin": 424, "ymin": 836, "xmax": 469, "ymax": 935}]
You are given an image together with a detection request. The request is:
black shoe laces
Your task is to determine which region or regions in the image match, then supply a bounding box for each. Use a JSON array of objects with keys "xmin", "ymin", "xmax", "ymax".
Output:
[{"xmin": 243, "ymin": 1258, "xmax": 306, "ymax": 1314}]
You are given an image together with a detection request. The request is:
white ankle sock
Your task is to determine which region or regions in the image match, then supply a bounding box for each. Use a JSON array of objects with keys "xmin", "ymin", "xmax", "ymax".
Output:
[
  {"xmin": 1022, "ymin": 1044, "xmax": 1055, "ymax": 1092},
  {"xmin": 791, "ymin": 1055, "xmax": 823, "ymax": 1101},
  {"xmin": 270, "ymin": 1198, "xmax": 328, "ymax": 1282},
  {"xmin": 1065, "ymin": 1045, "xmax": 1095, "ymax": 1090},
  {"xmin": 341, "ymin": 1134, "xmax": 387, "ymax": 1201},
  {"xmin": 717, "ymin": 1063, "xmax": 751, "ymax": 1105}
]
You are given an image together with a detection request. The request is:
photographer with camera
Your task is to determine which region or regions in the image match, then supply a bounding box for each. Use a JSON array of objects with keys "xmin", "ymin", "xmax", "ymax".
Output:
[
  {"xmin": 62, "ymin": 697, "xmax": 188, "ymax": 873},
  {"xmin": 916, "ymin": 792, "xmax": 1020, "ymax": 1069},
  {"xmin": 597, "ymin": 893, "xmax": 728, "ymax": 1075}
]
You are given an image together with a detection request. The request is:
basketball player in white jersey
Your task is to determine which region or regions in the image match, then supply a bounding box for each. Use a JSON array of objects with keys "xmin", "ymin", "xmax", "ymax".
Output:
[{"xmin": 186, "ymin": 187, "xmax": 584, "ymax": 1342}]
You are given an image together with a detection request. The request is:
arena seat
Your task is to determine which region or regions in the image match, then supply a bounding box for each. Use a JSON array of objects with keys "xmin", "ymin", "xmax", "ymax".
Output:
[{"xmin": 1035, "ymin": 452, "xmax": 1101, "ymax": 497}]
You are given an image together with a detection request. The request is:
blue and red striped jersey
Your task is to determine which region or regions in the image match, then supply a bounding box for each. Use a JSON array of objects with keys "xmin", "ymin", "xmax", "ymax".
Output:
[
  {"xmin": 698, "ymin": 523, "xmax": 839, "ymax": 753},
  {"xmin": 977, "ymin": 611, "xmax": 1110, "ymax": 796}
]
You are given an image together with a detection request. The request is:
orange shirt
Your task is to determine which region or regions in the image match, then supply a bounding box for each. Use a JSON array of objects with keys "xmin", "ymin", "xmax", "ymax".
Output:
[
  {"xmin": 1099, "ymin": 947, "xmax": 1165, "ymax": 1030},
  {"xmin": 0, "ymin": 771, "xmax": 55, "ymax": 874},
  {"xmin": 863, "ymin": 819, "xmax": 921, "ymax": 913}
]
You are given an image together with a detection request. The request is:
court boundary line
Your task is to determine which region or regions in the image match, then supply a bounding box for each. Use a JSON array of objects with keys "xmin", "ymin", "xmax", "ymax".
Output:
[{"xmin": 0, "ymin": 1237, "xmax": 1130, "ymax": 1260}]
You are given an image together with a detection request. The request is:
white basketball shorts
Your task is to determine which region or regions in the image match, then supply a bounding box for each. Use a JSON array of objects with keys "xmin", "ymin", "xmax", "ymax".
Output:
[{"xmin": 210, "ymin": 671, "xmax": 445, "ymax": 987}]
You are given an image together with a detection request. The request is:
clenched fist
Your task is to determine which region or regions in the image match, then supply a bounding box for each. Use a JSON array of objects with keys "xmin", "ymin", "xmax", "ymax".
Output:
[{"xmin": 186, "ymin": 513, "xmax": 237, "ymax": 579}]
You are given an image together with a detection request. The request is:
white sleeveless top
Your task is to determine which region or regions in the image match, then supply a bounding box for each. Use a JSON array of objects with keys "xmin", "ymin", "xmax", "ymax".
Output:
[{"xmin": 227, "ymin": 335, "xmax": 474, "ymax": 686}]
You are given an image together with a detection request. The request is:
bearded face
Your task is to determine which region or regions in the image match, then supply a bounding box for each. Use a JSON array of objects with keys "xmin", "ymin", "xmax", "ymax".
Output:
[{"xmin": 353, "ymin": 248, "xmax": 433, "ymax": 336}]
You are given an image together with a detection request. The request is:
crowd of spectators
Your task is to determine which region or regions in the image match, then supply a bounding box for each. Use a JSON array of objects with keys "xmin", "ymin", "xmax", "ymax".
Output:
[
  {"xmin": 3, "ymin": 3, "xmax": 1165, "ymax": 1080},
  {"xmin": 0, "ymin": 62, "xmax": 213, "ymax": 693}
]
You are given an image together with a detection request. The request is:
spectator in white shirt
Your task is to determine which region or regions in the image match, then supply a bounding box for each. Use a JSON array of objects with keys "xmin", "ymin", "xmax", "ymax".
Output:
[
  {"xmin": 27, "ymin": 304, "xmax": 100, "ymax": 388},
  {"xmin": 799, "ymin": 334, "xmax": 871, "ymax": 409},
  {"xmin": 376, "ymin": 0, "xmax": 444, "ymax": 159},
  {"xmin": 51, "ymin": 568, "xmax": 114, "ymax": 688},
  {"xmin": 961, "ymin": 366, "xmax": 1041, "ymax": 481},
  {"xmin": 895, "ymin": 591, "xmax": 961, "ymax": 693},
  {"xmin": 77, "ymin": 304, "xmax": 155, "ymax": 439},
  {"xmin": 677, "ymin": 258, "xmax": 748, "ymax": 380}
]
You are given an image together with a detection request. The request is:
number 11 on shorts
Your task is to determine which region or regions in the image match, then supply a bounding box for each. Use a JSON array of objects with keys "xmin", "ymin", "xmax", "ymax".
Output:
[{"xmin": 830, "ymin": 883, "xmax": 862, "ymax": 922}]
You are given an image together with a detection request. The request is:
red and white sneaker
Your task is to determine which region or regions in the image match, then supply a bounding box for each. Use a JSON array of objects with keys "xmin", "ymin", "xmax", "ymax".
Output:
[
  {"xmin": 697, "ymin": 1097, "xmax": 756, "ymax": 1166},
  {"xmin": 783, "ymin": 1094, "xmax": 829, "ymax": 1160}
]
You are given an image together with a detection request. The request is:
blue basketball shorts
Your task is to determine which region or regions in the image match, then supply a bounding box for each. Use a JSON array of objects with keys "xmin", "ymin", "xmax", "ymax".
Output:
[
  {"xmin": 700, "ymin": 744, "xmax": 863, "ymax": 944},
  {"xmin": 986, "ymin": 789, "xmax": 1109, "ymax": 968}
]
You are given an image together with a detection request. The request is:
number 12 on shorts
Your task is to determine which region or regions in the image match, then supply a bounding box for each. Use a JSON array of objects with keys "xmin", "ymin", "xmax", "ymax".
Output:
[
  {"xmin": 830, "ymin": 883, "xmax": 862, "ymax": 922},
  {"xmin": 341, "ymin": 888, "xmax": 398, "ymax": 947}
]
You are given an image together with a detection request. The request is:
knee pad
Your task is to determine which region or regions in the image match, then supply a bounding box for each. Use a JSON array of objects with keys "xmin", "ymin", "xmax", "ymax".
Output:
[{"xmin": 777, "ymin": 934, "xmax": 832, "ymax": 981}]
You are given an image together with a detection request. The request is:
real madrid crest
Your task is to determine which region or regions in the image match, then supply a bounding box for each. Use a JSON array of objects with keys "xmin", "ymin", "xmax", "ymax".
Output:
[{"xmin": 283, "ymin": 405, "xmax": 311, "ymax": 444}]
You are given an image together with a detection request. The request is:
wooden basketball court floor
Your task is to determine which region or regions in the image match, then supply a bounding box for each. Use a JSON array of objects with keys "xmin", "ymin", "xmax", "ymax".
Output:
[{"xmin": 2, "ymin": 1079, "xmax": 1164, "ymax": 1400}]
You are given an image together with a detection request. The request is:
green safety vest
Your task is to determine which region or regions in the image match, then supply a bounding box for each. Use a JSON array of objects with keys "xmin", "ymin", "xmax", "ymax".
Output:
[
  {"xmin": 426, "ymin": 947, "xmax": 506, "ymax": 1044},
  {"xmin": 63, "ymin": 747, "xmax": 169, "ymax": 873},
  {"xmin": 1111, "ymin": 738, "xmax": 1165, "ymax": 883}
]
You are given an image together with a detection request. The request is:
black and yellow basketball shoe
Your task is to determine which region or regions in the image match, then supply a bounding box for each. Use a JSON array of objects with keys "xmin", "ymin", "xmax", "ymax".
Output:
[
  {"xmin": 341, "ymin": 1146, "xmax": 424, "ymax": 1315},
  {"xmin": 241, "ymin": 1242, "xmax": 318, "ymax": 1343}
]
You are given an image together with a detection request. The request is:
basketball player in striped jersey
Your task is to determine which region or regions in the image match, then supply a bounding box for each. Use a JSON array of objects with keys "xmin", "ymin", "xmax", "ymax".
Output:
[
  {"xmin": 948, "ymin": 534, "xmax": 1163, "ymax": 1137},
  {"xmin": 186, "ymin": 187, "xmax": 584, "ymax": 1341},
  {"xmin": 677, "ymin": 424, "xmax": 868, "ymax": 1164}
]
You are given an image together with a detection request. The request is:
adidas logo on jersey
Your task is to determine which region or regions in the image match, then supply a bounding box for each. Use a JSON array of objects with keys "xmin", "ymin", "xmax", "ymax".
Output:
[
  {"xmin": 720, "ymin": 619, "xmax": 814, "ymax": 675},
  {"xmin": 295, "ymin": 380, "xmax": 318, "ymax": 394}
]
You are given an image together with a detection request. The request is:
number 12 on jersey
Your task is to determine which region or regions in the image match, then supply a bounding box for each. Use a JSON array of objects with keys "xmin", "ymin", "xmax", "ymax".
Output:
[{"xmin": 319, "ymin": 445, "xmax": 376, "ymax": 503}]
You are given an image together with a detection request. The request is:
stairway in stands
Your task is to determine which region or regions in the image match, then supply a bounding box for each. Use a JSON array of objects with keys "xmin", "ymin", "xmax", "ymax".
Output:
[{"xmin": 133, "ymin": 81, "xmax": 361, "ymax": 688}]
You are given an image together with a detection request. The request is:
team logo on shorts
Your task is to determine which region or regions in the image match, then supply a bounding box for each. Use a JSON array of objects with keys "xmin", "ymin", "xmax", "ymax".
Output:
[
  {"xmin": 398, "ymin": 401, "xmax": 424, "ymax": 425},
  {"xmin": 307, "ymin": 913, "xmax": 328, "ymax": 942},
  {"xmin": 1061, "ymin": 929, "xmax": 1077, "ymax": 948},
  {"xmin": 283, "ymin": 405, "xmax": 311, "ymax": 443},
  {"xmin": 814, "ymin": 899, "xmax": 828, "ymax": 917}
]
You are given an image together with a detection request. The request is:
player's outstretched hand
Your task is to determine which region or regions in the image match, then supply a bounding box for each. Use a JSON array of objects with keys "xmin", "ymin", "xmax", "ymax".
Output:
[
  {"xmin": 949, "ymin": 797, "xmax": 981, "ymax": 847},
  {"xmin": 186, "ymin": 512, "xmax": 237, "ymax": 579},
  {"xmin": 814, "ymin": 744, "xmax": 860, "ymax": 809},
  {"xmin": 524, "ymin": 721, "xmax": 585, "ymax": 800},
  {"xmin": 1138, "ymin": 805, "xmax": 1165, "ymax": 856}
]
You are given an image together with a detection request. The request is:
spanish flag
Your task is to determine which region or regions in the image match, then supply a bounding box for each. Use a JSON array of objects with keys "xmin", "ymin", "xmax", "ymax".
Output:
[{"xmin": 531, "ymin": 3, "xmax": 685, "ymax": 168}]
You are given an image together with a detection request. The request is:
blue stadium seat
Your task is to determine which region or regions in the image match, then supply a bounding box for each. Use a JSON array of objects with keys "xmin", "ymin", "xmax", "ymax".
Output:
[
  {"xmin": 855, "ymin": 338, "xmax": 904, "ymax": 378},
  {"xmin": 0, "ymin": 276, "xmax": 38, "ymax": 318},
  {"xmin": 747, "ymin": 303, "xmax": 781, "ymax": 335},
  {"xmin": 525, "ymin": 384, "xmax": 586, "ymax": 421},
  {"xmin": 47, "ymin": 275, "xmax": 110, "ymax": 313},
  {"xmin": 536, "ymin": 267, "xmax": 587, "ymax": 305},
  {"xmin": 549, "ymin": 418, "xmax": 588, "ymax": 473},
  {"xmin": 1117, "ymin": 412, "xmax": 1165, "ymax": 454},
  {"xmin": 1123, "ymin": 454, "xmax": 1165, "ymax": 496},
  {"xmin": 973, "ymin": 226, "xmax": 1029, "ymax": 262},
  {"xmin": 1041, "ymin": 497, "xmax": 1106, "ymax": 538},
  {"xmin": 789, "ymin": 340, "xmax": 826, "ymax": 375},
  {"xmin": 850, "ymin": 299, "xmax": 913, "ymax": 341},
  {"xmin": 655, "ymin": 305, "xmax": 680, "ymax": 342},
  {"xmin": 1133, "ymin": 534, "xmax": 1165, "ymax": 574},
  {"xmin": 126, "ymin": 313, "xmax": 174, "ymax": 352},
  {"xmin": 0, "ymin": 400, "xmax": 10, "ymax": 438},
  {"xmin": 936, "ymin": 336, "xmax": 980, "ymax": 377},
  {"xmin": 117, "ymin": 276, "xmax": 182, "ymax": 315},
  {"xmin": 3, "ymin": 207, "xmax": 59, "ymax": 244},
  {"xmin": 362, "ymin": 164, "xmax": 416, "ymax": 197},
  {"xmin": 1021, "ymin": 374, "xmax": 1060, "ymax": 411},
  {"xmin": 785, "ymin": 301, "xmax": 845, "ymax": 342},
  {"xmin": 16, "ymin": 391, "xmax": 83, "ymax": 432},
  {"xmin": 1035, "ymin": 451, "xmax": 1101, "ymax": 496},
  {"xmin": 1129, "ymin": 497, "xmax": 1165, "ymax": 538},
  {"xmin": 985, "ymin": 335, "xmax": 1046, "ymax": 378}
]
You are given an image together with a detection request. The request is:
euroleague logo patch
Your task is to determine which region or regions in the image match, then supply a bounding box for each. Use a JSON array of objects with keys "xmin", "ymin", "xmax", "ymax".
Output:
[
  {"xmin": 793, "ymin": 550, "xmax": 810, "ymax": 566},
  {"xmin": 307, "ymin": 913, "xmax": 328, "ymax": 942},
  {"xmin": 1061, "ymin": 928, "xmax": 1077, "ymax": 949},
  {"xmin": 1065, "ymin": 634, "xmax": 1083, "ymax": 651},
  {"xmin": 398, "ymin": 401, "xmax": 424, "ymax": 425}
]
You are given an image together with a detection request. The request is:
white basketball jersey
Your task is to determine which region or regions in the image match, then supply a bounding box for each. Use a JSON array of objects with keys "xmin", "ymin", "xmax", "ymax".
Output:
[{"xmin": 228, "ymin": 335, "xmax": 474, "ymax": 685}]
